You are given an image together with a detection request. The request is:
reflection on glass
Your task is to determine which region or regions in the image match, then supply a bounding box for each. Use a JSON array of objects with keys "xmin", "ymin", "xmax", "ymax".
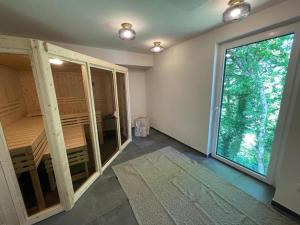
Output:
[
  {"xmin": 0, "ymin": 53, "xmax": 59, "ymax": 215},
  {"xmin": 216, "ymin": 34, "xmax": 294, "ymax": 176},
  {"xmin": 116, "ymin": 72, "xmax": 129, "ymax": 144},
  {"xmin": 50, "ymin": 60, "xmax": 97, "ymax": 191},
  {"xmin": 90, "ymin": 67, "xmax": 119, "ymax": 165}
]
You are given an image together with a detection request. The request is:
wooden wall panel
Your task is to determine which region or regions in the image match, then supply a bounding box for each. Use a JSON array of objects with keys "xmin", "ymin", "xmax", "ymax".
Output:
[
  {"xmin": 51, "ymin": 69, "xmax": 114, "ymax": 117},
  {"xmin": 0, "ymin": 64, "xmax": 116, "ymax": 126},
  {"xmin": 53, "ymin": 72, "xmax": 88, "ymax": 115},
  {"xmin": 19, "ymin": 71, "xmax": 42, "ymax": 116},
  {"xmin": 0, "ymin": 66, "xmax": 26, "ymax": 127},
  {"xmin": 91, "ymin": 69, "xmax": 114, "ymax": 116}
]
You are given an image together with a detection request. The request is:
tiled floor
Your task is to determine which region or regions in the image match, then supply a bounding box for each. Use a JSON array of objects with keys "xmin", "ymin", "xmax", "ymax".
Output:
[{"xmin": 37, "ymin": 128, "xmax": 298, "ymax": 225}]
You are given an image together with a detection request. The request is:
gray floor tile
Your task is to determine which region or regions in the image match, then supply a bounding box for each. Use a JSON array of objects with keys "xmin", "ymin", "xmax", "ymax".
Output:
[
  {"xmin": 200, "ymin": 158, "xmax": 242, "ymax": 182},
  {"xmin": 98, "ymin": 201, "xmax": 138, "ymax": 225},
  {"xmin": 133, "ymin": 136, "xmax": 156, "ymax": 148},
  {"xmin": 231, "ymin": 174, "xmax": 275, "ymax": 204},
  {"xmin": 149, "ymin": 132, "xmax": 172, "ymax": 143},
  {"xmin": 38, "ymin": 128, "xmax": 294, "ymax": 225}
]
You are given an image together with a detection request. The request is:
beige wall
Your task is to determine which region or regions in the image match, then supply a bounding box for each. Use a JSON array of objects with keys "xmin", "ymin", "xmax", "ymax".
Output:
[
  {"xmin": 146, "ymin": 0, "xmax": 300, "ymax": 153},
  {"xmin": 53, "ymin": 42, "xmax": 153, "ymax": 68},
  {"xmin": 146, "ymin": 0, "xmax": 300, "ymax": 214},
  {"xmin": 129, "ymin": 68, "xmax": 147, "ymax": 127},
  {"xmin": 273, "ymin": 79, "xmax": 300, "ymax": 215}
]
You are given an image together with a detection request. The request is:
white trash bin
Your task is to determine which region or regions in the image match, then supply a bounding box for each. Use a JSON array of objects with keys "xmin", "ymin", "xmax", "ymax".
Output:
[{"xmin": 134, "ymin": 117, "xmax": 150, "ymax": 137}]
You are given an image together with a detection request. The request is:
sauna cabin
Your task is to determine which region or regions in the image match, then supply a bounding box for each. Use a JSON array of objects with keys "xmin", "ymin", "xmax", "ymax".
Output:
[{"xmin": 0, "ymin": 36, "xmax": 130, "ymax": 225}]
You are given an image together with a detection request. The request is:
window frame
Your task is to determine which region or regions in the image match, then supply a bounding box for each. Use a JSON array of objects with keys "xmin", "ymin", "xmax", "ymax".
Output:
[{"xmin": 208, "ymin": 22, "xmax": 300, "ymax": 185}]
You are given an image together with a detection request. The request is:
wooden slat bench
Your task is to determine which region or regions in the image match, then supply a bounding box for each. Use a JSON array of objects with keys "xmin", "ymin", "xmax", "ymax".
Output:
[
  {"xmin": 60, "ymin": 112, "xmax": 104, "ymax": 144},
  {"xmin": 4, "ymin": 116, "xmax": 47, "ymax": 210},
  {"xmin": 43, "ymin": 124, "xmax": 89, "ymax": 190}
]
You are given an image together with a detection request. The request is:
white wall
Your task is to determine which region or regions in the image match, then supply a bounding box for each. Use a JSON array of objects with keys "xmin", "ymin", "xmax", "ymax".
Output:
[
  {"xmin": 273, "ymin": 79, "xmax": 300, "ymax": 215},
  {"xmin": 129, "ymin": 68, "xmax": 147, "ymax": 127},
  {"xmin": 53, "ymin": 42, "xmax": 153, "ymax": 68},
  {"xmin": 146, "ymin": 0, "xmax": 300, "ymax": 214},
  {"xmin": 146, "ymin": 0, "xmax": 300, "ymax": 153}
]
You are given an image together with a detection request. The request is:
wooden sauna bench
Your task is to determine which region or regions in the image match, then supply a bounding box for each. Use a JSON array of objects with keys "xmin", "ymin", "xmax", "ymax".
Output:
[
  {"xmin": 43, "ymin": 111, "xmax": 103, "ymax": 190},
  {"xmin": 43, "ymin": 125, "xmax": 89, "ymax": 190},
  {"xmin": 4, "ymin": 116, "xmax": 47, "ymax": 210},
  {"xmin": 60, "ymin": 111, "xmax": 104, "ymax": 144}
]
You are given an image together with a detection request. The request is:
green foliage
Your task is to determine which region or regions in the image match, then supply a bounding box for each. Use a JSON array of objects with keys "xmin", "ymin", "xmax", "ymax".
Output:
[{"xmin": 217, "ymin": 34, "xmax": 294, "ymax": 175}]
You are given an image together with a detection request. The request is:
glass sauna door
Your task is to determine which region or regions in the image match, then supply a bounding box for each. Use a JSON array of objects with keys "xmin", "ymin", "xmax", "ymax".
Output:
[
  {"xmin": 0, "ymin": 53, "xmax": 60, "ymax": 216},
  {"xmin": 49, "ymin": 59, "xmax": 98, "ymax": 192},
  {"xmin": 116, "ymin": 72, "xmax": 129, "ymax": 145},
  {"xmin": 90, "ymin": 67, "xmax": 119, "ymax": 165}
]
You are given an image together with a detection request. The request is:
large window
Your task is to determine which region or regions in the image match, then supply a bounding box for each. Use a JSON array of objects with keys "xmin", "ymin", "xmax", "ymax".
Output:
[{"xmin": 216, "ymin": 34, "xmax": 295, "ymax": 176}]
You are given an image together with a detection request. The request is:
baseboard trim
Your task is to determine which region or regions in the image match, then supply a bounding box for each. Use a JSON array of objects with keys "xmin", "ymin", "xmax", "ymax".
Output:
[
  {"xmin": 149, "ymin": 127, "xmax": 211, "ymax": 158},
  {"xmin": 271, "ymin": 200, "xmax": 300, "ymax": 220}
]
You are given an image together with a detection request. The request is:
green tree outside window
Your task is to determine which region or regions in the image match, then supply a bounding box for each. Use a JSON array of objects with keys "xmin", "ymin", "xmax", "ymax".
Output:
[{"xmin": 217, "ymin": 34, "xmax": 294, "ymax": 175}]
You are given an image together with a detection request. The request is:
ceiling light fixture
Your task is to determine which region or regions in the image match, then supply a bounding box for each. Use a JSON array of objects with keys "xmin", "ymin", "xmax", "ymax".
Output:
[
  {"xmin": 49, "ymin": 58, "xmax": 63, "ymax": 65},
  {"xmin": 118, "ymin": 23, "xmax": 136, "ymax": 40},
  {"xmin": 150, "ymin": 41, "xmax": 164, "ymax": 53},
  {"xmin": 223, "ymin": 0, "xmax": 251, "ymax": 23}
]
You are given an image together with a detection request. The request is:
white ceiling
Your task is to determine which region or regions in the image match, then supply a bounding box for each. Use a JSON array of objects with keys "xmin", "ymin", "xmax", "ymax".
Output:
[{"xmin": 0, "ymin": 0, "xmax": 285, "ymax": 53}]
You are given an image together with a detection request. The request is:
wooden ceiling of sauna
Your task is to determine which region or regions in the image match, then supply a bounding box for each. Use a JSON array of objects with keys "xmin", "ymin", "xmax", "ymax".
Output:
[{"xmin": 0, "ymin": 53, "xmax": 82, "ymax": 72}]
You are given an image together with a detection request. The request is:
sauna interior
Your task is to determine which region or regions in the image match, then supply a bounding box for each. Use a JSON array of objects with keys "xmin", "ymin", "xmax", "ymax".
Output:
[
  {"xmin": 0, "ymin": 53, "xmax": 59, "ymax": 215},
  {"xmin": 0, "ymin": 37, "xmax": 131, "ymax": 224},
  {"xmin": 116, "ymin": 72, "xmax": 129, "ymax": 145},
  {"xmin": 90, "ymin": 67, "xmax": 119, "ymax": 165},
  {"xmin": 50, "ymin": 60, "xmax": 98, "ymax": 191}
]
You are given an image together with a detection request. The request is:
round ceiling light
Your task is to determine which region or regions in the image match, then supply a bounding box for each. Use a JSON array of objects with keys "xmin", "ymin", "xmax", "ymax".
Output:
[
  {"xmin": 150, "ymin": 41, "xmax": 164, "ymax": 53},
  {"xmin": 223, "ymin": 0, "xmax": 251, "ymax": 23},
  {"xmin": 49, "ymin": 58, "xmax": 63, "ymax": 65},
  {"xmin": 118, "ymin": 23, "xmax": 136, "ymax": 40}
]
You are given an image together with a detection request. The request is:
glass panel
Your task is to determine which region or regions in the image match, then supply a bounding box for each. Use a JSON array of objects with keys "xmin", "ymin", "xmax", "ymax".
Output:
[
  {"xmin": 116, "ymin": 72, "xmax": 129, "ymax": 144},
  {"xmin": 216, "ymin": 34, "xmax": 295, "ymax": 176},
  {"xmin": 50, "ymin": 60, "xmax": 97, "ymax": 191},
  {"xmin": 90, "ymin": 67, "xmax": 119, "ymax": 165},
  {"xmin": 0, "ymin": 53, "xmax": 59, "ymax": 215}
]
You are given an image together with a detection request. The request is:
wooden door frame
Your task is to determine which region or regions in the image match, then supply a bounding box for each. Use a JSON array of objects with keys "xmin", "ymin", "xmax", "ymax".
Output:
[
  {"xmin": 115, "ymin": 70, "xmax": 132, "ymax": 149},
  {"xmin": 0, "ymin": 35, "xmax": 129, "ymax": 225}
]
